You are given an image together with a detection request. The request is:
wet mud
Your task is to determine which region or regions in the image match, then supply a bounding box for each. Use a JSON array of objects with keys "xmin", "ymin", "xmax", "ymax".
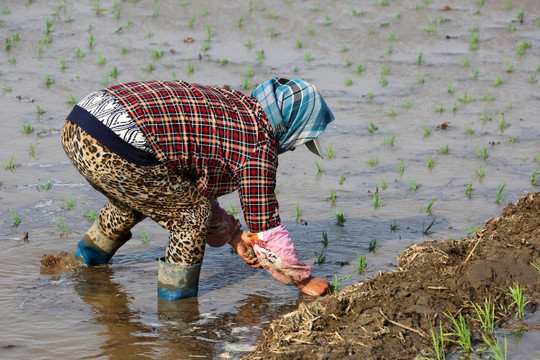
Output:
[{"xmin": 245, "ymin": 192, "xmax": 540, "ymax": 359}]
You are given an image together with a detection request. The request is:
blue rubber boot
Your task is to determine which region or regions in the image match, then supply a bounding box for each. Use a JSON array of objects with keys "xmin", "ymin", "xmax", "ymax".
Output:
[
  {"xmin": 157, "ymin": 257, "xmax": 201, "ymax": 300},
  {"xmin": 74, "ymin": 221, "xmax": 131, "ymax": 266}
]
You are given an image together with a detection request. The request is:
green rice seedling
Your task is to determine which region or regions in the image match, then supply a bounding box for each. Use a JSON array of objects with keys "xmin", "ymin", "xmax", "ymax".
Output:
[
  {"xmin": 292, "ymin": 203, "xmax": 302, "ymax": 223},
  {"xmin": 321, "ymin": 231, "xmax": 328, "ymax": 247},
  {"xmin": 494, "ymin": 74, "xmax": 503, "ymax": 85},
  {"xmin": 355, "ymin": 253, "xmax": 367, "ymax": 273},
  {"xmin": 186, "ymin": 62, "xmax": 194, "ymax": 74},
  {"xmin": 4, "ymin": 38, "xmax": 11, "ymax": 51},
  {"xmin": 390, "ymin": 221, "xmax": 400, "ymax": 232},
  {"xmin": 401, "ymin": 99, "xmax": 411, "ymax": 109},
  {"xmin": 313, "ymin": 248, "xmax": 326, "ymax": 265},
  {"xmin": 8, "ymin": 56, "xmax": 15, "ymax": 65},
  {"xmin": 499, "ymin": 114, "xmax": 510, "ymax": 132},
  {"xmin": 408, "ymin": 179, "xmax": 420, "ymax": 191},
  {"xmin": 426, "ymin": 197, "xmax": 437, "ymax": 214},
  {"xmin": 372, "ymin": 189, "xmax": 383, "ymax": 208},
  {"xmin": 2, "ymin": 85, "xmax": 13, "ymax": 94},
  {"xmin": 516, "ymin": 40, "xmax": 532, "ymax": 56},
  {"xmin": 530, "ymin": 169, "xmax": 540, "ymax": 185},
  {"xmin": 1, "ymin": 6, "xmax": 10, "ymax": 14},
  {"xmin": 200, "ymin": 5, "xmax": 207, "ymax": 16},
  {"xmin": 96, "ymin": 54, "xmax": 106, "ymax": 66},
  {"xmin": 201, "ymin": 41, "xmax": 209, "ymax": 52},
  {"xmin": 151, "ymin": 5, "xmax": 159, "ymax": 17},
  {"xmin": 120, "ymin": 46, "xmax": 130, "ymax": 54},
  {"xmin": 330, "ymin": 273, "xmax": 353, "ymax": 293},
  {"xmin": 508, "ymin": 282, "xmax": 529, "ymax": 319},
  {"xmin": 226, "ymin": 201, "xmax": 238, "ymax": 216},
  {"xmin": 151, "ymin": 48, "xmax": 163, "ymax": 59},
  {"xmin": 461, "ymin": 57, "xmax": 470, "ymax": 67},
  {"xmin": 469, "ymin": 34, "xmax": 479, "ymax": 51},
  {"xmin": 419, "ymin": 322, "xmax": 446, "ymax": 360},
  {"xmin": 508, "ymin": 136, "xmax": 518, "ymax": 143},
  {"xmin": 44, "ymin": 74, "xmax": 54, "ymax": 86},
  {"xmin": 416, "ymin": 52, "xmax": 423, "ymax": 65},
  {"xmin": 338, "ymin": 173, "xmax": 346, "ymax": 185},
  {"xmin": 345, "ymin": 77, "xmax": 353, "ymax": 86},
  {"xmin": 465, "ymin": 182, "xmax": 474, "ymax": 197},
  {"xmin": 75, "ymin": 47, "xmax": 85, "ymax": 58},
  {"xmin": 307, "ymin": 27, "xmax": 315, "ymax": 36},
  {"xmin": 381, "ymin": 180, "xmax": 388, "ymax": 191},
  {"xmin": 465, "ymin": 124, "xmax": 474, "ymax": 135},
  {"xmin": 333, "ymin": 210, "xmax": 346, "ymax": 226},
  {"xmin": 219, "ymin": 58, "xmax": 228, "ymax": 66},
  {"xmin": 244, "ymin": 66, "xmax": 254, "ymax": 77},
  {"xmin": 381, "ymin": 65, "xmax": 390, "ymax": 75},
  {"xmin": 367, "ymin": 92, "xmax": 373, "ymax": 99},
  {"xmin": 397, "ymin": 158, "xmax": 405, "ymax": 174},
  {"xmin": 475, "ymin": 148, "xmax": 489, "ymax": 160},
  {"xmin": 37, "ymin": 41, "xmax": 45, "ymax": 54},
  {"xmin": 81, "ymin": 205, "xmax": 96, "ymax": 222},
  {"xmin": 426, "ymin": 156, "xmax": 435, "ymax": 169},
  {"xmin": 37, "ymin": 180, "xmax": 52, "ymax": 191},
  {"xmin": 418, "ymin": 77, "xmax": 425, "ymax": 85},
  {"xmin": 528, "ymin": 73, "xmax": 537, "ymax": 84},
  {"xmin": 481, "ymin": 333, "xmax": 507, "ymax": 360},
  {"xmin": 341, "ymin": 44, "xmax": 349, "ymax": 52},
  {"xmin": 379, "ymin": 76, "xmax": 388, "ymax": 87},
  {"xmin": 315, "ymin": 160, "xmax": 325, "ymax": 174},
  {"xmin": 368, "ymin": 121, "xmax": 378, "ymax": 133},
  {"xmin": 434, "ymin": 105, "xmax": 444, "ymax": 113},
  {"xmin": 452, "ymin": 102, "xmax": 458, "ymax": 113},
  {"xmin": 295, "ymin": 40, "xmax": 303, "ymax": 49},
  {"xmin": 29, "ymin": 143, "xmax": 37, "ymax": 158},
  {"xmin": 443, "ymin": 310, "xmax": 473, "ymax": 353},
  {"xmin": 424, "ymin": 27, "xmax": 437, "ymax": 35},
  {"xmin": 447, "ymin": 82, "xmax": 454, "ymax": 93},
  {"xmin": 324, "ymin": 147, "xmax": 335, "ymax": 159},
  {"xmin": 245, "ymin": 37, "xmax": 253, "ymax": 49},
  {"xmin": 504, "ymin": 59, "xmax": 515, "ymax": 73},
  {"xmin": 53, "ymin": 214, "xmax": 70, "ymax": 235},
  {"xmin": 422, "ymin": 217, "xmax": 436, "ymax": 235},
  {"xmin": 496, "ymin": 183, "xmax": 506, "ymax": 203},
  {"xmin": 305, "ymin": 52, "xmax": 313, "ymax": 62},
  {"xmin": 471, "ymin": 298, "xmax": 495, "ymax": 333},
  {"xmin": 267, "ymin": 25, "xmax": 279, "ymax": 38},
  {"xmin": 255, "ymin": 50, "xmax": 265, "ymax": 63},
  {"xmin": 144, "ymin": 62, "xmax": 154, "ymax": 71},
  {"xmin": 505, "ymin": 1, "xmax": 511, "ymax": 9},
  {"xmin": 440, "ymin": 144, "xmax": 449, "ymax": 154},
  {"xmin": 365, "ymin": 155, "xmax": 378, "ymax": 167},
  {"xmin": 145, "ymin": 30, "xmax": 154, "ymax": 39},
  {"xmin": 109, "ymin": 67, "xmax": 118, "ymax": 78},
  {"xmin": 323, "ymin": 188, "xmax": 337, "ymax": 206},
  {"xmin": 482, "ymin": 92, "xmax": 495, "ymax": 103},
  {"xmin": 10, "ymin": 208, "xmax": 20, "ymax": 227},
  {"xmin": 45, "ymin": 17, "xmax": 53, "ymax": 34},
  {"xmin": 324, "ymin": 13, "xmax": 332, "ymax": 25},
  {"xmin": 4, "ymin": 155, "xmax": 18, "ymax": 172},
  {"xmin": 368, "ymin": 239, "xmax": 380, "ymax": 252},
  {"xmin": 530, "ymin": 259, "xmax": 540, "ymax": 274},
  {"xmin": 475, "ymin": 165, "xmax": 485, "ymax": 180},
  {"xmin": 507, "ymin": 22, "xmax": 517, "ymax": 32},
  {"xmin": 411, "ymin": 4, "xmax": 420, "ymax": 10},
  {"xmin": 63, "ymin": 196, "xmax": 75, "ymax": 210},
  {"xmin": 350, "ymin": 9, "xmax": 364, "ymax": 16},
  {"xmin": 138, "ymin": 228, "xmax": 150, "ymax": 243},
  {"xmin": 383, "ymin": 135, "xmax": 395, "ymax": 148},
  {"xmin": 471, "ymin": 68, "xmax": 479, "ymax": 79},
  {"xmin": 22, "ymin": 123, "xmax": 34, "ymax": 134},
  {"xmin": 188, "ymin": 17, "xmax": 196, "ymax": 28},
  {"xmin": 422, "ymin": 125, "xmax": 431, "ymax": 136},
  {"xmin": 467, "ymin": 224, "xmax": 482, "ymax": 237},
  {"xmin": 458, "ymin": 91, "xmax": 473, "ymax": 103},
  {"xmin": 237, "ymin": 16, "xmax": 244, "ymax": 28},
  {"xmin": 87, "ymin": 34, "xmax": 96, "ymax": 49},
  {"xmin": 388, "ymin": 107, "xmax": 396, "ymax": 116}
]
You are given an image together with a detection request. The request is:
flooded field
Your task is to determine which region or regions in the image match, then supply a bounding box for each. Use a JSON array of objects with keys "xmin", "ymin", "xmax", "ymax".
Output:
[{"xmin": 1, "ymin": 0, "xmax": 539, "ymax": 358}]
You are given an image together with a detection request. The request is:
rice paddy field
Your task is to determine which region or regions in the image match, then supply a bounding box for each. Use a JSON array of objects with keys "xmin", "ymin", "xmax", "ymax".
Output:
[{"xmin": 1, "ymin": 0, "xmax": 539, "ymax": 359}]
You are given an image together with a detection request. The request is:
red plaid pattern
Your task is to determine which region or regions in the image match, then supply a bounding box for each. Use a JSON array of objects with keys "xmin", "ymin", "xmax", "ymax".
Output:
[{"xmin": 105, "ymin": 81, "xmax": 280, "ymax": 232}]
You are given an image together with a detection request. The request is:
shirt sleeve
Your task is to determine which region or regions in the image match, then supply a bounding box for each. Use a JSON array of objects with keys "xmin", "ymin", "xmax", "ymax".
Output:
[{"xmin": 236, "ymin": 141, "xmax": 281, "ymax": 232}]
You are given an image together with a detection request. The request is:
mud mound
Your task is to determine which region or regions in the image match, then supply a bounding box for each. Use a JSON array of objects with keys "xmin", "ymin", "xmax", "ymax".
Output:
[
  {"xmin": 40, "ymin": 252, "xmax": 86, "ymax": 274},
  {"xmin": 244, "ymin": 192, "xmax": 540, "ymax": 360}
]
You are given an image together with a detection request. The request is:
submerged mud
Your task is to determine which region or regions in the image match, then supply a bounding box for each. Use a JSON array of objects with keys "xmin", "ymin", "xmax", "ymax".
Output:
[{"xmin": 245, "ymin": 192, "xmax": 540, "ymax": 359}]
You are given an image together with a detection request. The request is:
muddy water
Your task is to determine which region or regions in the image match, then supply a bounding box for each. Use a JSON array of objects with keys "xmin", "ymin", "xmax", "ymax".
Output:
[{"xmin": 1, "ymin": 0, "xmax": 539, "ymax": 358}]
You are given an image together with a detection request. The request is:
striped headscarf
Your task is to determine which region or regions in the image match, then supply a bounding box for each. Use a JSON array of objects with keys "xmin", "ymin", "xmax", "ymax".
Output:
[{"xmin": 252, "ymin": 78, "xmax": 334, "ymax": 154}]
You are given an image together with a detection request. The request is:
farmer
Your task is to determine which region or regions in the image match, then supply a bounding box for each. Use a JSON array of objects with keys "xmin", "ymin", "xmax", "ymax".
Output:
[{"xmin": 61, "ymin": 78, "xmax": 334, "ymax": 300}]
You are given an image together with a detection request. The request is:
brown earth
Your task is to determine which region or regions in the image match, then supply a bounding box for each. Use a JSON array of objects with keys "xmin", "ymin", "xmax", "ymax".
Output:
[{"xmin": 244, "ymin": 192, "xmax": 540, "ymax": 360}]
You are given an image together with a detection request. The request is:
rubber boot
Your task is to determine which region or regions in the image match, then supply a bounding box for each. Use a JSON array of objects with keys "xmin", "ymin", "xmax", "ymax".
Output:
[
  {"xmin": 157, "ymin": 257, "xmax": 201, "ymax": 300},
  {"xmin": 74, "ymin": 221, "xmax": 131, "ymax": 266}
]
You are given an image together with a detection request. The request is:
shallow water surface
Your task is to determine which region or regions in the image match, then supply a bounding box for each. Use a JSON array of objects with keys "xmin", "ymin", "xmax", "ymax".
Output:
[{"xmin": 1, "ymin": 0, "xmax": 539, "ymax": 358}]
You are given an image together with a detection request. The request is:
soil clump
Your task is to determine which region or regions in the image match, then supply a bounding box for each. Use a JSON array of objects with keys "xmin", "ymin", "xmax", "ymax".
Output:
[{"xmin": 244, "ymin": 192, "xmax": 540, "ymax": 359}]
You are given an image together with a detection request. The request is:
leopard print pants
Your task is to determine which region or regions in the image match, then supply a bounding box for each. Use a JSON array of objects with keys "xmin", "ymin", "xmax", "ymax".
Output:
[{"xmin": 61, "ymin": 120, "xmax": 211, "ymax": 265}]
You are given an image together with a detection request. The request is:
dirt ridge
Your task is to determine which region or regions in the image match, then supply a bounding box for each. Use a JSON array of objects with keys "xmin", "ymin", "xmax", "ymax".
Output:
[{"xmin": 244, "ymin": 192, "xmax": 540, "ymax": 359}]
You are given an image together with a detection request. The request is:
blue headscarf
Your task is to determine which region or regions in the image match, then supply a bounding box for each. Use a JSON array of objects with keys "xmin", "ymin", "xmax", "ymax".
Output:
[{"xmin": 252, "ymin": 78, "xmax": 335, "ymax": 154}]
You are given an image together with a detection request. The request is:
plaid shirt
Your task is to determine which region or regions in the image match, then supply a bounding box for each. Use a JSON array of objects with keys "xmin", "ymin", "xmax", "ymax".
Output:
[{"xmin": 105, "ymin": 81, "xmax": 280, "ymax": 232}]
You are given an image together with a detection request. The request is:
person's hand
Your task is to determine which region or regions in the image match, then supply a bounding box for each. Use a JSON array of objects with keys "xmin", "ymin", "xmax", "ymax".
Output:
[
  {"xmin": 293, "ymin": 276, "xmax": 329, "ymax": 296},
  {"xmin": 229, "ymin": 231, "xmax": 261, "ymax": 268}
]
